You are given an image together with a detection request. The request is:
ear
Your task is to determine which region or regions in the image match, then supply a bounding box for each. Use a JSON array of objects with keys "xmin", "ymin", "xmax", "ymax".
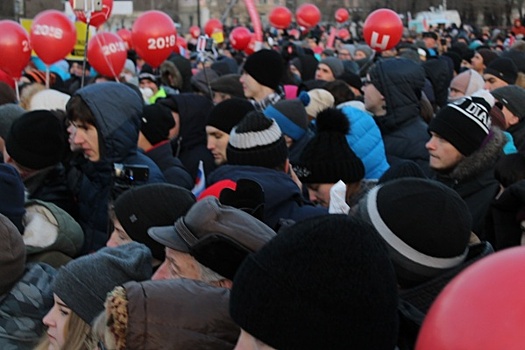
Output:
[{"xmin": 508, "ymin": 114, "xmax": 520, "ymax": 127}]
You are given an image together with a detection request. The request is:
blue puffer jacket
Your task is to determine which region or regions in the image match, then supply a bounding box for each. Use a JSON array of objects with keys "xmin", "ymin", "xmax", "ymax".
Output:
[
  {"xmin": 207, "ymin": 165, "xmax": 327, "ymax": 230},
  {"xmin": 68, "ymin": 83, "xmax": 165, "ymax": 253},
  {"xmin": 340, "ymin": 105, "xmax": 390, "ymax": 179}
]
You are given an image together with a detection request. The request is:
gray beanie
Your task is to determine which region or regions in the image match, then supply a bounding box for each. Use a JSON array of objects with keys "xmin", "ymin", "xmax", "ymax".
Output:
[
  {"xmin": 0, "ymin": 103, "xmax": 25, "ymax": 140},
  {"xmin": 53, "ymin": 242, "xmax": 152, "ymax": 324},
  {"xmin": 320, "ymin": 57, "xmax": 344, "ymax": 78},
  {"xmin": 263, "ymin": 97, "xmax": 308, "ymax": 141},
  {"xmin": 491, "ymin": 85, "xmax": 525, "ymax": 120}
]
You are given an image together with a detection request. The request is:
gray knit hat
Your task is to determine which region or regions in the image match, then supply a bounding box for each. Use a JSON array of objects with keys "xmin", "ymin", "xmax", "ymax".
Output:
[
  {"xmin": 263, "ymin": 97, "xmax": 308, "ymax": 141},
  {"xmin": 210, "ymin": 74, "xmax": 245, "ymax": 99},
  {"xmin": 319, "ymin": 57, "xmax": 344, "ymax": 78},
  {"xmin": 491, "ymin": 85, "xmax": 525, "ymax": 120},
  {"xmin": 53, "ymin": 242, "xmax": 152, "ymax": 323},
  {"xmin": 0, "ymin": 103, "xmax": 25, "ymax": 140}
]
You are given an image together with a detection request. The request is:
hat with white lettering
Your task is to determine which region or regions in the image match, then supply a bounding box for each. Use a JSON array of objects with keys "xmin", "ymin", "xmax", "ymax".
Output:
[{"xmin": 429, "ymin": 89, "xmax": 494, "ymax": 156}]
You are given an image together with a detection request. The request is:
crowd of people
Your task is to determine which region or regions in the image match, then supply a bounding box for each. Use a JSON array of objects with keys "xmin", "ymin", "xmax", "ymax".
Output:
[{"xmin": 2, "ymin": 13, "xmax": 525, "ymax": 349}]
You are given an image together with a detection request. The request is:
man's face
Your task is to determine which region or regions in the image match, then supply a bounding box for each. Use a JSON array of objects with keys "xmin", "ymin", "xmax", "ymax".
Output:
[
  {"xmin": 307, "ymin": 183, "xmax": 334, "ymax": 208},
  {"xmin": 337, "ymin": 49, "xmax": 352, "ymax": 61},
  {"xmin": 106, "ymin": 218, "xmax": 132, "ymax": 248},
  {"xmin": 240, "ymin": 72, "xmax": 264, "ymax": 100},
  {"xmin": 139, "ymin": 78, "xmax": 159, "ymax": 94},
  {"xmin": 423, "ymin": 37, "xmax": 437, "ymax": 49},
  {"xmin": 363, "ymin": 75, "xmax": 385, "ymax": 116},
  {"xmin": 70, "ymin": 120, "xmax": 100, "ymax": 162},
  {"xmin": 498, "ymin": 102, "xmax": 520, "ymax": 129},
  {"xmin": 426, "ymin": 132, "xmax": 464, "ymax": 172},
  {"xmin": 483, "ymin": 74, "xmax": 508, "ymax": 91},
  {"xmin": 213, "ymin": 91, "xmax": 231, "ymax": 104},
  {"xmin": 315, "ymin": 63, "xmax": 335, "ymax": 81},
  {"xmin": 206, "ymin": 125, "xmax": 229, "ymax": 165},
  {"xmin": 470, "ymin": 53, "xmax": 485, "ymax": 72},
  {"xmin": 152, "ymin": 247, "xmax": 202, "ymax": 280}
]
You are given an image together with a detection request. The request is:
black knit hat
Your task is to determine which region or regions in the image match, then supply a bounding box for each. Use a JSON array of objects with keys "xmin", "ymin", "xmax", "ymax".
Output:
[
  {"xmin": 355, "ymin": 178, "xmax": 472, "ymax": 288},
  {"xmin": 484, "ymin": 57, "xmax": 518, "ymax": 84},
  {"xmin": 209, "ymin": 74, "xmax": 245, "ymax": 99},
  {"xmin": 491, "ymin": 85, "xmax": 525, "ymax": 120},
  {"xmin": 243, "ymin": 49, "xmax": 284, "ymax": 90},
  {"xmin": 294, "ymin": 108, "xmax": 365, "ymax": 184},
  {"xmin": 206, "ymin": 98, "xmax": 255, "ymax": 133},
  {"xmin": 428, "ymin": 90, "xmax": 494, "ymax": 156},
  {"xmin": 6, "ymin": 110, "xmax": 65, "ymax": 170},
  {"xmin": 263, "ymin": 97, "xmax": 308, "ymax": 141},
  {"xmin": 227, "ymin": 111, "xmax": 288, "ymax": 169},
  {"xmin": 53, "ymin": 242, "xmax": 152, "ymax": 324},
  {"xmin": 230, "ymin": 214, "xmax": 399, "ymax": 349},
  {"xmin": 476, "ymin": 48, "xmax": 498, "ymax": 66},
  {"xmin": 140, "ymin": 104, "xmax": 175, "ymax": 145},
  {"xmin": 114, "ymin": 184, "xmax": 196, "ymax": 262}
]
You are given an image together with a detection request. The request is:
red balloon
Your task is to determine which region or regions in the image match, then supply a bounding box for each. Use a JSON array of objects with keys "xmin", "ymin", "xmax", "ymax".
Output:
[
  {"xmin": 69, "ymin": 0, "xmax": 113, "ymax": 28},
  {"xmin": 30, "ymin": 10, "xmax": 77, "ymax": 65},
  {"xmin": 337, "ymin": 28, "xmax": 350, "ymax": 41},
  {"xmin": 335, "ymin": 8, "xmax": 349, "ymax": 23},
  {"xmin": 88, "ymin": 32, "xmax": 127, "ymax": 78},
  {"xmin": 0, "ymin": 20, "xmax": 31, "ymax": 78},
  {"xmin": 244, "ymin": 35, "xmax": 257, "ymax": 55},
  {"xmin": 229, "ymin": 27, "xmax": 252, "ymax": 51},
  {"xmin": 189, "ymin": 25, "xmax": 201, "ymax": 39},
  {"xmin": 363, "ymin": 8, "xmax": 403, "ymax": 52},
  {"xmin": 117, "ymin": 28, "xmax": 132, "ymax": 50},
  {"xmin": 204, "ymin": 19, "xmax": 223, "ymax": 37},
  {"xmin": 173, "ymin": 35, "xmax": 187, "ymax": 54},
  {"xmin": 132, "ymin": 11, "xmax": 177, "ymax": 68},
  {"xmin": 269, "ymin": 6, "xmax": 292, "ymax": 29},
  {"xmin": 416, "ymin": 247, "xmax": 525, "ymax": 350},
  {"xmin": 296, "ymin": 4, "xmax": 321, "ymax": 29}
]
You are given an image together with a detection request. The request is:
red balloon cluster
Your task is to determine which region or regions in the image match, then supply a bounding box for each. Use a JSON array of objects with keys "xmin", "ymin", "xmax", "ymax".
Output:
[
  {"xmin": 69, "ymin": 0, "xmax": 113, "ymax": 28},
  {"xmin": 335, "ymin": 8, "xmax": 349, "ymax": 23},
  {"xmin": 88, "ymin": 32, "xmax": 127, "ymax": 78},
  {"xmin": 117, "ymin": 28, "xmax": 133, "ymax": 50},
  {"xmin": 269, "ymin": 6, "xmax": 293, "ymax": 29},
  {"xmin": 363, "ymin": 8, "xmax": 403, "ymax": 52},
  {"xmin": 30, "ymin": 10, "xmax": 77, "ymax": 65},
  {"xmin": 0, "ymin": 20, "xmax": 31, "ymax": 78},
  {"xmin": 229, "ymin": 27, "xmax": 252, "ymax": 51},
  {"xmin": 296, "ymin": 4, "xmax": 321, "ymax": 29},
  {"xmin": 132, "ymin": 11, "xmax": 177, "ymax": 68}
]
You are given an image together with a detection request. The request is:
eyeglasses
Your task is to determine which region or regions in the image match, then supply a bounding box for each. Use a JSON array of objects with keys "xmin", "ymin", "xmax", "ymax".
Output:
[{"xmin": 361, "ymin": 78, "xmax": 372, "ymax": 86}]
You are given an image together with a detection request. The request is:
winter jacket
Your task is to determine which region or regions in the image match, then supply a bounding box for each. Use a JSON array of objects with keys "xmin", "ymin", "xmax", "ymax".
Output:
[
  {"xmin": 67, "ymin": 82, "xmax": 165, "ymax": 253},
  {"xmin": 208, "ymin": 165, "xmax": 327, "ymax": 230},
  {"xmin": 507, "ymin": 119, "xmax": 525, "ymax": 153},
  {"xmin": 145, "ymin": 140, "xmax": 194, "ymax": 190}
]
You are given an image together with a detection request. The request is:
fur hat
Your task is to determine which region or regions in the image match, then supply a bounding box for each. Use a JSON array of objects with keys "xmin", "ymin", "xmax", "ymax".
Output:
[
  {"xmin": 227, "ymin": 111, "xmax": 288, "ymax": 169},
  {"xmin": 206, "ymin": 98, "xmax": 255, "ymax": 133},
  {"xmin": 114, "ymin": 184, "xmax": 196, "ymax": 262},
  {"xmin": 28, "ymin": 89, "xmax": 71, "ymax": 111},
  {"xmin": 209, "ymin": 74, "xmax": 245, "ymax": 99},
  {"xmin": 243, "ymin": 49, "xmax": 284, "ymax": 90},
  {"xmin": 263, "ymin": 96, "xmax": 308, "ymax": 141},
  {"xmin": 319, "ymin": 57, "xmax": 344, "ymax": 78},
  {"xmin": 0, "ymin": 213, "xmax": 26, "ymax": 295},
  {"xmin": 148, "ymin": 196, "xmax": 276, "ymax": 280},
  {"xmin": 53, "ymin": 242, "xmax": 152, "ymax": 324},
  {"xmin": 484, "ymin": 57, "xmax": 518, "ymax": 85},
  {"xmin": 429, "ymin": 90, "xmax": 494, "ymax": 156},
  {"xmin": 6, "ymin": 110, "xmax": 65, "ymax": 169},
  {"xmin": 303, "ymin": 88, "xmax": 335, "ymax": 118},
  {"xmin": 230, "ymin": 214, "xmax": 399, "ymax": 349},
  {"xmin": 294, "ymin": 108, "xmax": 365, "ymax": 184},
  {"xmin": 355, "ymin": 178, "xmax": 472, "ymax": 288},
  {"xmin": 140, "ymin": 103, "xmax": 175, "ymax": 145},
  {"xmin": 491, "ymin": 85, "xmax": 525, "ymax": 120},
  {"xmin": 449, "ymin": 69, "xmax": 485, "ymax": 99}
]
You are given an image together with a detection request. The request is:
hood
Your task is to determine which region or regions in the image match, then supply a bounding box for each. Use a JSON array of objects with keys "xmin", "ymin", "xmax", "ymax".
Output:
[
  {"xmin": 422, "ymin": 57, "xmax": 454, "ymax": 109},
  {"xmin": 75, "ymin": 82, "xmax": 143, "ymax": 164},
  {"xmin": 171, "ymin": 93, "xmax": 214, "ymax": 150}
]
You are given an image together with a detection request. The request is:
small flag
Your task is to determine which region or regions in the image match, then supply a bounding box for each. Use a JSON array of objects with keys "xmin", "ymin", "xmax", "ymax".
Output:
[{"xmin": 192, "ymin": 160, "xmax": 206, "ymax": 197}]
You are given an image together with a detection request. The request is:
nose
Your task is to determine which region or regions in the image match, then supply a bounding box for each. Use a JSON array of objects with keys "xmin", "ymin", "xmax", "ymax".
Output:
[
  {"xmin": 483, "ymin": 81, "xmax": 491, "ymax": 90},
  {"xmin": 152, "ymin": 261, "xmax": 168, "ymax": 280},
  {"xmin": 426, "ymin": 137, "xmax": 436, "ymax": 151},
  {"xmin": 308, "ymin": 189, "xmax": 318, "ymax": 204},
  {"xmin": 206, "ymin": 138, "xmax": 214, "ymax": 151},
  {"xmin": 42, "ymin": 309, "xmax": 54, "ymax": 327}
]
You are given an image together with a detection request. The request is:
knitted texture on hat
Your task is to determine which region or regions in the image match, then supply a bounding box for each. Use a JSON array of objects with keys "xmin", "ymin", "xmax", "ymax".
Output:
[
  {"xmin": 227, "ymin": 111, "xmax": 288, "ymax": 169},
  {"xmin": 0, "ymin": 164, "xmax": 25, "ymax": 234},
  {"xmin": 263, "ymin": 98, "xmax": 308, "ymax": 141},
  {"xmin": 209, "ymin": 74, "xmax": 245, "ymax": 99},
  {"xmin": 53, "ymin": 242, "xmax": 152, "ymax": 324},
  {"xmin": 356, "ymin": 178, "xmax": 471, "ymax": 288},
  {"xmin": 484, "ymin": 57, "xmax": 518, "ymax": 84},
  {"xmin": 304, "ymin": 89, "xmax": 335, "ymax": 118},
  {"xmin": 294, "ymin": 108, "xmax": 365, "ymax": 184},
  {"xmin": 0, "ymin": 213, "xmax": 25, "ymax": 295},
  {"xmin": 6, "ymin": 110, "xmax": 65, "ymax": 170},
  {"xmin": 0, "ymin": 103, "xmax": 25, "ymax": 140},
  {"xmin": 230, "ymin": 214, "xmax": 399, "ymax": 350},
  {"xmin": 140, "ymin": 103, "xmax": 175, "ymax": 145},
  {"xmin": 476, "ymin": 48, "xmax": 498, "ymax": 67},
  {"xmin": 449, "ymin": 69, "xmax": 485, "ymax": 98},
  {"xmin": 243, "ymin": 49, "xmax": 284, "ymax": 90},
  {"xmin": 207, "ymin": 98, "xmax": 255, "ymax": 133},
  {"xmin": 114, "ymin": 184, "xmax": 196, "ymax": 262},
  {"xmin": 491, "ymin": 85, "xmax": 525, "ymax": 120},
  {"xmin": 319, "ymin": 57, "xmax": 344, "ymax": 78},
  {"xmin": 429, "ymin": 90, "xmax": 493, "ymax": 156}
]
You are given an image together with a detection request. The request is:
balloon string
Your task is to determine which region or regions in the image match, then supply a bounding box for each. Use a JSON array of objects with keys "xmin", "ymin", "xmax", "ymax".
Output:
[
  {"xmin": 45, "ymin": 66, "xmax": 50, "ymax": 89},
  {"xmin": 81, "ymin": 11, "xmax": 92, "ymax": 88},
  {"xmin": 14, "ymin": 79, "xmax": 20, "ymax": 102}
]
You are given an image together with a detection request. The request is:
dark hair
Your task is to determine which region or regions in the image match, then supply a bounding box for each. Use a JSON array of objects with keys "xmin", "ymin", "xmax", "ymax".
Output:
[
  {"xmin": 66, "ymin": 95, "xmax": 97, "ymax": 127},
  {"xmin": 323, "ymin": 80, "xmax": 355, "ymax": 106}
]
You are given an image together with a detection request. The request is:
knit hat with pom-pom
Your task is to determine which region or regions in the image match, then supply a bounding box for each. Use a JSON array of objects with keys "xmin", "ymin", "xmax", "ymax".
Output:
[{"xmin": 293, "ymin": 108, "xmax": 365, "ymax": 184}]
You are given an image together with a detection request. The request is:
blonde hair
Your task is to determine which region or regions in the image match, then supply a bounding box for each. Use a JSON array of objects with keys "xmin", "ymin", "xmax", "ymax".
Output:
[{"xmin": 34, "ymin": 311, "xmax": 93, "ymax": 350}]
